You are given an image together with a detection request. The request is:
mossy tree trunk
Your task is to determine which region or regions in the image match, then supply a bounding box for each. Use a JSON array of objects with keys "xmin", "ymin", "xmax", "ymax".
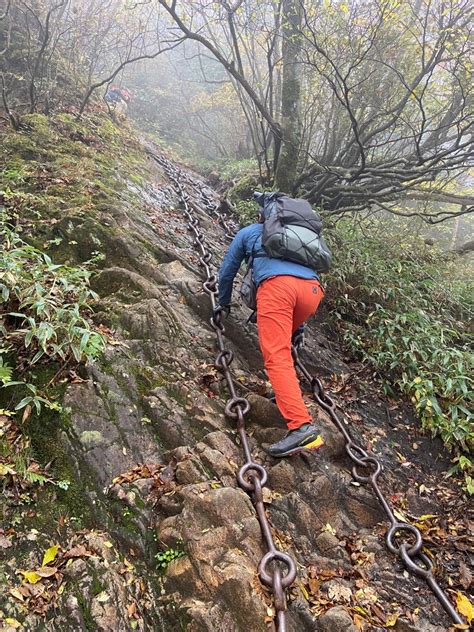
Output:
[{"xmin": 274, "ymin": 0, "xmax": 303, "ymax": 194}]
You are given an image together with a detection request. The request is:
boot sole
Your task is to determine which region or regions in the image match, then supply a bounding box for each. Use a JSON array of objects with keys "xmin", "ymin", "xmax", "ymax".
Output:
[{"xmin": 267, "ymin": 435, "xmax": 324, "ymax": 458}]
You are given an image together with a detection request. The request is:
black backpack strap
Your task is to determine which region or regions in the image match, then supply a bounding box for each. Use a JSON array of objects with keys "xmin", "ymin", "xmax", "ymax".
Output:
[{"xmin": 247, "ymin": 238, "xmax": 266, "ymax": 267}]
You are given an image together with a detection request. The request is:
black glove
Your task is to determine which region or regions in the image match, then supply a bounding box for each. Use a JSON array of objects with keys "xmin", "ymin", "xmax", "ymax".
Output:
[
  {"xmin": 291, "ymin": 325, "xmax": 305, "ymax": 349},
  {"xmin": 212, "ymin": 304, "xmax": 230, "ymax": 322}
]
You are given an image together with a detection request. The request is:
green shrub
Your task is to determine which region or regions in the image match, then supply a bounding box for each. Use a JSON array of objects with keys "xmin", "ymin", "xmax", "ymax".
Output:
[
  {"xmin": 325, "ymin": 218, "xmax": 473, "ymax": 491},
  {"xmin": 1, "ymin": 212, "xmax": 106, "ymax": 413},
  {"xmin": 227, "ymin": 173, "xmax": 261, "ymax": 205},
  {"xmin": 235, "ymin": 199, "xmax": 260, "ymax": 224}
]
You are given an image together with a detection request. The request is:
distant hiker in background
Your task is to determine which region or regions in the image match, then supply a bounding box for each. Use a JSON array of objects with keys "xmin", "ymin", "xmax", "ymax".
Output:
[
  {"xmin": 119, "ymin": 88, "xmax": 132, "ymax": 103},
  {"xmin": 105, "ymin": 85, "xmax": 122, "ymax": 105},
  {"xmin": 105, "ymin": 86, "xmax": 131, "ymax": 118},
  {"xmin": 216, "ymin": 192, "xmax": 331, "ymax": 458}
]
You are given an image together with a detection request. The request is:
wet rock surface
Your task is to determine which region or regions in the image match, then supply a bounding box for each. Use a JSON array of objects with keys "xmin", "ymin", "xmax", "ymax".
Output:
[{"xmin": 2, "ymin": 144, "xmax": 470, "ymax": 632}]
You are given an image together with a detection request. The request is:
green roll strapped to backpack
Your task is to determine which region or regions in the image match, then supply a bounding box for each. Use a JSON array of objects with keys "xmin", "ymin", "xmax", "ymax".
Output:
[{"xmin": 259, "ymin": 192, "xmax": 332, "ymax": 273}]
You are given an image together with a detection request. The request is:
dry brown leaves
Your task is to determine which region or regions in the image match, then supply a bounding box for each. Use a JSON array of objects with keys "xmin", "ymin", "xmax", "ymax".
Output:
[
  {"xmin": 111, "ymin": 463, "xmax": 164, "ymax": 486},
  {"xmin": 299, "ymin": 549, "xmax": 413, "ymax": 629},
  {"xmin": 9, "ymin": 542, "xmax": 94, "ymax": 615},
  {"xmin": 96, "ymin": 324, "xmax": 129, "ymax": 348},
  {"xmin": 109, "ymin": 458, "xmax": 178, "ymax": 504}
]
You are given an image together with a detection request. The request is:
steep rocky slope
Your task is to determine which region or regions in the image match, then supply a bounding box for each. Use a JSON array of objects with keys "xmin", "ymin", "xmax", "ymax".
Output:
[{"xmin": 0, "ymin": 117, "xmax": 471, "ymax": 632}]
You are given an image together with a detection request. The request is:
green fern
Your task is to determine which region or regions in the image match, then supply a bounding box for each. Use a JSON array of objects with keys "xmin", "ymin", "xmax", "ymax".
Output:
[{"xmin": 0, "ymin": 357, "xmax": 13, "ymax": 386}]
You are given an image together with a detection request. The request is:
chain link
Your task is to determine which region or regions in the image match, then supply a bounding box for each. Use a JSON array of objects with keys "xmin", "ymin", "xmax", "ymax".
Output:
[
  {"xmin": 151, "ymin": 153, "xmax": 296, "ymax": 632},
  {"xmin": 291, "ymin": 349, "xmax": 464, "ymax": 625}
]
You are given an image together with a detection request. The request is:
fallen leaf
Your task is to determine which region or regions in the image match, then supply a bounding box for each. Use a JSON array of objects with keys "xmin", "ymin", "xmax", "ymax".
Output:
[
  {"xmin": 42, "ymin": 544, "xmax": 59, "ymax": 566},
  {"xmin": 20, "ymin": 570, "xmax": 42, "ymax": 584},
  {"xmin": 262, "ymin": 487, "xmax": 272, "ymax": 503},
  {"xmin": 456, "ymin": 592, "xmax": 473, "ymax": 623},
  {"xmin": 35, "ymin": 566, "xmax": 58, "ymax": 578},
  {"xmin": 300, "ymin": 584, "xmax": 309, "ymax": 600},
  {"xmin": 121, "ymin": 557, "xmax": 135, "ymax": 574},
  {"xmin": 459, "ymin": 562, "xmax": 473, "ymax": 590},
  {"xmin": 26, "ymin": 529, "xmax": 39, "ymax": 541},
  {"xmin": 4, "ymin": 617, "xmax": 23, "ymax": 628},
  {"xmin": 308, "ymin": 577, "xmax": 321, "ymax": 594},
  {"xmin": 0, "ymin": 535, "xmax": 12, "ymax": 548},
  {"xmin": 327, "ymin": 581, "xmax": 352, "ymax": 603},
  {"xmin": 22, "ymin": 404, "xmax": 32, "ymax": 422},
  {"xmin": 64, "ymin": 545, "xmax": 92, "ymax": 559},
  {"xmin": 353, "ymin": 613, "xmax": 366, "ymax": 629},
  {"xmin": 96, "ymin": 591, "xmax": 110, "ymax": 603},
  {"xmin": 385, "ymin": 612, "xmax": 399, "ymax": 626},
  {"xmin": 0, "ymin": 463, "xmax": 16, "ymax": 476},
  {"xmin": 393, "ymin": 509, "xmax": 408, "ymax": 522},
  {"xmin": 354, "ymin": 605, "xmax": 370, "ymax": 616},
  {"xmin": 8, "ymin": 588, "xmax": 25, "ymax": 602}
]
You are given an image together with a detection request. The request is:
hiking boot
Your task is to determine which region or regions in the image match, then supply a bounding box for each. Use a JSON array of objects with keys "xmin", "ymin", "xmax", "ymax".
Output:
[{"xmin": 264, "ymin": 423, "xmax": 324, "ymax": 458}]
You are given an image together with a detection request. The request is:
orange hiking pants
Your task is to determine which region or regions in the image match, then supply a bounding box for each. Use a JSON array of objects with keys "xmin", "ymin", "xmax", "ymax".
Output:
[{"xmin": 256, "ymin": 275, "xmax": 324, "ymax": 430}]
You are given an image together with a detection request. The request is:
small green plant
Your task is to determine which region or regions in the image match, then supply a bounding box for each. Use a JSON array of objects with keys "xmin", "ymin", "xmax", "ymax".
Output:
[
  {"xmin": 11, "ymin": 383, "xmax": 61, "ymax": 415},
  {"xmin": 56, "ymin": 479, "xmax": 71, "ymax": 490},
  {"xmin": 0, "ymin": 357, "xmax": 13, "ymax": 385},
  {"xmin": 155, "ymin": 539, "xmax": 185, "ymax": 571},
  {"xmin": 220, "ymin": 158, "xmax": 259, "ymax": 181},
  {"xmin": 235, "ymin": 199, "xmax": 259, "ymax": 224},
  {"xmin": 1, "ymin": 211, "xmax": 106, "ymax": 414}
]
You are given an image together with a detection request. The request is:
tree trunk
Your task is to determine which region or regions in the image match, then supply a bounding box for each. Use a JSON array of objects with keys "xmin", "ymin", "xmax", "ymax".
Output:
[{"xmin": 274, "ymin": 0, "xmax": 302, "ymax": 193}]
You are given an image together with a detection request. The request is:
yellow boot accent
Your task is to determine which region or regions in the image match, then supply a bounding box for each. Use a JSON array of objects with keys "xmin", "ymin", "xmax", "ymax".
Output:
[{"xmin": 303, "ymin": 435, "xmax": 324, "ymax": 450}]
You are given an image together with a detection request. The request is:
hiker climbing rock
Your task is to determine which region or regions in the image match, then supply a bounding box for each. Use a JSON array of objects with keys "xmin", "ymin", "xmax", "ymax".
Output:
[
  {"xmin": 217, "ymin": 192, "xmax": 331, "ymax": 458},
  {"xmin": 105, "ymin": 86, "xmax": 132, "ymax": 117}
]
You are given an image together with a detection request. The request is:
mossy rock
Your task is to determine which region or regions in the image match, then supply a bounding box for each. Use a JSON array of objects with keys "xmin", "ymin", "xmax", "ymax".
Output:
[
  {"xmin": 2, "ymin": 132, "xmax": 39, "ymax": 161},
  {"xmin": 227, "ymin": 174, "xmax": 260, "ymax": 204},
  {"xmin": 22, "ymin": 113, "xmax": 55, "ymax": 140}
]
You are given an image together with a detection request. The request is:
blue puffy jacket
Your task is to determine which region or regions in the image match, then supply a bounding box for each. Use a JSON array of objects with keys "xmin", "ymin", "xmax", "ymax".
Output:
[{"xmin": 218, "ymin": 223, "xmax": 318, "ymax": 306}]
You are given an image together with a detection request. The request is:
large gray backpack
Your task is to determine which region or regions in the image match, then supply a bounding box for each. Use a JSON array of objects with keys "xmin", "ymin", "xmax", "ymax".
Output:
[{"xmin": 259, "ymin": 193, "xmax": 332, "ymax": 273}]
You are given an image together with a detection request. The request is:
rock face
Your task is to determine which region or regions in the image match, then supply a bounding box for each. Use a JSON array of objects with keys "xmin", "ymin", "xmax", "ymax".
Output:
[{"xmin": 2, "ymin": 143, "xmax": 464, "ymax": 632}]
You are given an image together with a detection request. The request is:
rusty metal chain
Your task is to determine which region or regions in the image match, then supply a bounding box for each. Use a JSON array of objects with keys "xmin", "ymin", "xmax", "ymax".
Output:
[
  {"xmin": 151, "ymin": 153, "xmax": 296, "ymax": 632},
  {"xmin": 174, "ymin": 167, "xmax": 238, "ymax": 238},
  {"xmin": 291, "ymin": 344, "xmax": 464, "ymax": 625}
]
